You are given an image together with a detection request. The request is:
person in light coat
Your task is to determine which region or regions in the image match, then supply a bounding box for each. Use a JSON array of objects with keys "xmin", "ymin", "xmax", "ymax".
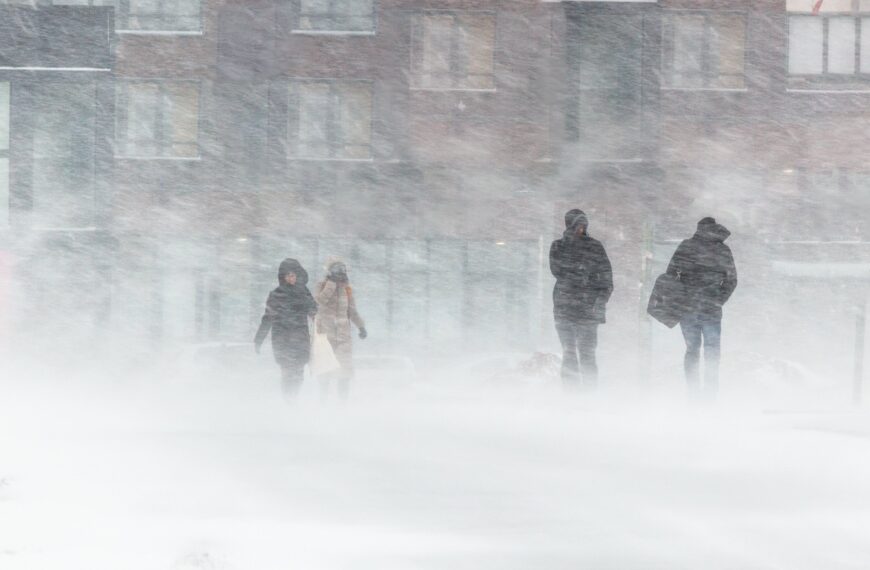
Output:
[{"xmin": 315, "ymin": 258, "xmax": 367, "ymax": 399}]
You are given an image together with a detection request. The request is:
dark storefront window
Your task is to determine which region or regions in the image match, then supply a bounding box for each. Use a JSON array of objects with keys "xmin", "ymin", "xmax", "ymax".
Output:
[
  {"xmin": 295, "ymin": 0, "xmax": 375, "ymax": 33},
  {"xmin": 573, "ymin": 13, "xmax": 643, "ymax": 160},
  {"xmin": 662, "ymin": 11, "xmax": 746, "ymax": 89},
  {"xmin": 788, "ymin": 1, "xmax": 870, "ymax": 76},
  {"xmin": 32, "ymin": 82, "xmax": 97, "ymax": 228},
  {"xmin": 410, "ymin": 11, "xmax": 496, "ymax": 90},
  {"xmin": 287, "ymin": 81, "xmax": 372, "ymax": 160},
  {"xmin": 116, "ymin": 81, "xmax": 199, "ymax": 158},
  {"xmin": 0, "ymin": 82, "xmax": 8, "ymax": 228}
]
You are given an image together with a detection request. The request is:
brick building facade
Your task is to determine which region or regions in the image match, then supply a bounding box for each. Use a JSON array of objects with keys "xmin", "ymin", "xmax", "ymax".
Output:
[{"xmin": 1, "ymin": 1, "xmax": 867, "ymax": 374}]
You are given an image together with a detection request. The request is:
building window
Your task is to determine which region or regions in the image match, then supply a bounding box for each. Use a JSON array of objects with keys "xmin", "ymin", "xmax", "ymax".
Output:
[
  {"xmin": 51, "ymin": 1, "xmax": 114, "ymax": 6},
  {"xmin": 116, "ymin": 0, "xmax": 201, "ymax": 32},
  {"xmin": 0, "ymin": 82, "xmax": 9, "ymax": 228},
  {"xmin": 410, "ymin": 12, "xmax": 496, "ymax": 91},
  {"xmin": 295, "ymin": 0, "xmax": 375, "ymax": 33},
  {"xmin": 788, "ymin": 1, "xmax": 870, "ymax": 75},
  {"xmin": 116, "ymin": 82, "xmax": 199, "ymax": 158},
  {"xmin": 574, "ymin": 14, "xmax": 643, "ymax": 160},
  {"xmin": 287, "ymin": 81, "xmax": 372, "ymax": 160},
  {"xmin": 662, "ymin": 12, "xmax": 746, "ymax": 89},
  {"xmin": 32, "ymin": 82, "xmax": 98, "ymax": 228}
]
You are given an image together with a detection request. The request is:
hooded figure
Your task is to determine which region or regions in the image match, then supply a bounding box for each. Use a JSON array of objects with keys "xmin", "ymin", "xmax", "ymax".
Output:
[
  {"xmin": 666, "ymin": 217, "xmax": 738, "ymax": 398},
  {"xmin": 549, "ymin": 209, "xmax": 613, "ymax": 388},
  {"xmin": 254, "ymin": 258, "xmax": 318, "ymax": 398},
  {"xmin": 315, "ymin": 257, "xmax": 366, "ymax": 399}
]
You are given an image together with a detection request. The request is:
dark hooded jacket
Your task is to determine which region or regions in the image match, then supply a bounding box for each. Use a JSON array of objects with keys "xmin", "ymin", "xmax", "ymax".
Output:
[
  {"xmin": 666, "ymin": 219, "xmax": 737, "ymax": 320},
  {"xmin": 549, "ymin": 213, "xmax": 614, "ymax": 324},
  {"xmin": 254, "ymin": 258, "xmax": 318, "ymax": 366}
]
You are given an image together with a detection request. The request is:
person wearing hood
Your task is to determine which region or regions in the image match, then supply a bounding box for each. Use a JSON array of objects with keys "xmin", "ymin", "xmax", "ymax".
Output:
[
  {"xmin": 666, "ymin": 217, "xmax": 738, "ymax": 398},
  {"xmin": 315, "ymin": 258, "xmax": 367, "ymax": 399},
  {"xmin": 254, "ymin": 258, "xmax": 318, "ymax": 399},
  {"xmin": 549, "ymin": 209, "xmax": 613, "ymax": 388}
]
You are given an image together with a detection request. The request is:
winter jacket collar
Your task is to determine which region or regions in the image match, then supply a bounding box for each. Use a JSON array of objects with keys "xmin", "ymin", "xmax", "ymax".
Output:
[{"xmin": 693, "ymin": 223, "xmax": 731, "ymax": 243}]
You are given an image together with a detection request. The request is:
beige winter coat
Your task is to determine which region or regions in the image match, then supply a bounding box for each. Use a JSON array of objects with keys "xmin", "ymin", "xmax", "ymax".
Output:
[{"xmin": 314, "ymin": 278, "xmax": 365, "ymax": 345}]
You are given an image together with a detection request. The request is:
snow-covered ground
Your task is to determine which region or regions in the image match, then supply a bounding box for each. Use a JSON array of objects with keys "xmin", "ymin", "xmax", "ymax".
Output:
[{"xmin": 2, "ymin": 357, "xmax": 870, "ymax": 570}]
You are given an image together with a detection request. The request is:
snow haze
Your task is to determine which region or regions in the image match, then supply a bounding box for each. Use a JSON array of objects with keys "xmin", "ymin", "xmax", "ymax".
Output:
[{"xmin": 1, "ymin": 0, "xmax": 870, "ymax": 568}]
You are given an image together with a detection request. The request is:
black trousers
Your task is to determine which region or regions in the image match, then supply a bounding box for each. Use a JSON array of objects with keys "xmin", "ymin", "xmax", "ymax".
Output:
[{"xmin": 555, "ymin": 321, "xmax": 599, "ymax": 388}]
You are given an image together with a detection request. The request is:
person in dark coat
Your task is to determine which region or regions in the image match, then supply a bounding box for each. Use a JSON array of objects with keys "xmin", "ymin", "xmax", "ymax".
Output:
[
  {"xmin": 666, "ymin": 217, "xmax": 737, "ymax": 398},
  {"xmin": 550, "ymin": 209, "xmax": 613, "ymax": 388},
  {"xmin": 254, "ymin": 258, "xmax": 318, "ymax": 399}
]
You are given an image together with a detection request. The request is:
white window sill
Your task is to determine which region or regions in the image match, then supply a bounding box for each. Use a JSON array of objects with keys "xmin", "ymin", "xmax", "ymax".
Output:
[
  {"xmin": 0, "ymin": 66, "xmax": 110, "ymax": 72},
  {"xmin": 116, "ymin": 30, "xmax": 204, "ymax": 36},
  {"xmin": 410, "ymin": 87, "xmax": 497, "ymax": 93},
  {"xmin": 660, "ymin": 87, "xmax": 748, "ymax": 92},
  {"xmin": 288, "ymin": 157, "xmax": 373, "ymax": 162},
  {"xmin": 115, "ymin": 155, "xmax": 202, "ymax": 161},
  {"xmin": 578, "ymin": 158, "xmax": 648, "ymax": 164},
  {"xmin": 32, "ymin": 226, "xmax": 98, "ymax": 233},
  {"xmin": 290, "ymin": 30, "xmax": 375, "ymax": 36},
  {"xmin": 787, "ymin": 88, "xmax": 870, "ymax": 94}
]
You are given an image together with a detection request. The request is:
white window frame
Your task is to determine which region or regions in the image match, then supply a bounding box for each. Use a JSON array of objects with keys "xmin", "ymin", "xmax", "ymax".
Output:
[
  {"xmin": 114, "ymin": 0, "xmax": 203, "ymax": 35},
  {"xmin": 409, "ymin": 10, "xmax": 497, "ymax": 93},
  {"xmin": 115, "ymin": 80, "xmax": 201, "ymax": 160},
  {"xmin": 788, "ymin": 12, "xmax": 870, "ymax": 77},
  {"xmin": 291, "ymin": 0, "xmax": 377, "ymax": 35},
  {"xmin": 0, "ymin": 81, "xmax": 9, "ymax": 228},
  {"xmin": 661, "ymin": 10, "xmax": 748, "ymax": 92},
  {"xmin": 286, "ymin": 79, "xmax": 374, "ymax": 162}
]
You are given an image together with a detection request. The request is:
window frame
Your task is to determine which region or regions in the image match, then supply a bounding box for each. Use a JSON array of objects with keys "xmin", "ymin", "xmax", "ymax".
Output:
[
  {"xmin": 115, "ymin": 79, "xmax": 201, "ymax": 160},
  {"xmin": 115, "ymin": 0, "xmax": 203, "ymax": 34},
  {"xmin": 291, "ymin": 0, "xmax": 377, "ymax": 35},
  {"xmin": 787, "ymin": 13, "xmax": 870, "ymax": 78},
  {"xmin": 409, "ymin": 9, "xmax": 497, "ymax": 92},
  {"xmin": 0, "ymin": 81, "xmax": 9, "ymax": 228},
  {"xmin": 661, "ymin": 9, "xmax": 748, "ymax": 91},
  {"xmin": 285, "ymin": 79, "xmax": 374, "ymax": 162}
]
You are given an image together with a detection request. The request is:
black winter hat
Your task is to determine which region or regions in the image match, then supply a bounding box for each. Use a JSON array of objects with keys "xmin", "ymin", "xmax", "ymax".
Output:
[
  {"xmin": 698, "ymin": 217, "xmax": 717, "ymax": 227},
  {"xmin": 565, "ymin": 209, "xmax": 589, "ymax": 232},
  {"xmin": 278, "ymin": 258, "xmax": 309, "ymax": 286}
]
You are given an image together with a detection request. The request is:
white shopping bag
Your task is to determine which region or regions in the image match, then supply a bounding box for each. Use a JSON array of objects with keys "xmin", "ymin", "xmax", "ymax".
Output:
[{"xmin": 310, "ymin": 333, "xmax": 341, "ymax": 377}]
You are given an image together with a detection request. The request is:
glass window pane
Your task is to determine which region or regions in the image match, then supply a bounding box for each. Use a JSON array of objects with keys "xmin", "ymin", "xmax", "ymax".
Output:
[
  {"xmin": 789, "ymin": 16, "xmax": 824, "ymax": 74},
  {"xmin": 862, "ymin": 18, "xmax": 870, "ymax": 73},
  {"xmin": 420, "ymin": 15, "xmax": 454, "ymax": 87},
  {"xmin": 167, "ymin": 84, "xmax": 199, "ymax": 157},
  {"xmin": 711, "ymin": 14, "xmax": 746, "ymax": 87},
  {"xmin": 0, "ymin": 82, "xmax": 8, "ymax": 151},
  {"xmin": 828, "ymin": 17, "xmax": 856, "ymax": 73},
  {"xmin": 300, "ymin": 0, "xmax": 329, "ymax": 15},
  {"xmin": 297, "ymin": 83, "xmax": 330, "ymax": 158},
  {"xmin": 428, "ymin": 241, "xmax": 464, "ymax": 344},
  {"xmin": 460, "ymin": 14, "xmax": 495, "ymax": 89},
  {"xmin": 125, "ymin": 83, "xmax": 159, "ymax": 155},
  {"xmin": 338, "ymin": 84, "xmax": 371, "ymax": 158},
  {"xmin": 343, "ymin": 0, "xmax": 373, "ymax": 17},
  {"xmin": 0, "ymin": 158, "xmax": 8, "ymax": 229},
  {"xmin": 669, "ymin": 15, "xmax": 705, "ymax": 87}
]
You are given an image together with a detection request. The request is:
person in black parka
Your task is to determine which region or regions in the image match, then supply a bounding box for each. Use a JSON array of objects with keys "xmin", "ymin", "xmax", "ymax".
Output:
[
  {"xmin": 254, "ymin": 258, "xmax": 318, "ymax": 399},
  {"xmin": 666, "ymin": 217, "xmax": 737, "ymax": 398},
  {"xmin": 550, "ymin": 209, "xmax": 613, "ymax": 388}
]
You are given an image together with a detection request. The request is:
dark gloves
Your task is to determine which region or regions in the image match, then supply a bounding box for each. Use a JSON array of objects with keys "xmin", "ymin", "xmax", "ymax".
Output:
[{"xmin": 359, "ymin": 327, "xmax": 368, "ymax": 340}]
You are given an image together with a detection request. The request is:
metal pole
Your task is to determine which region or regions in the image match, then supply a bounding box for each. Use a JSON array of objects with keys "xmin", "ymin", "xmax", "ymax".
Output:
[{"xmin": 854, "ymin": 299, "xmax": 866, "ymax": 406}]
